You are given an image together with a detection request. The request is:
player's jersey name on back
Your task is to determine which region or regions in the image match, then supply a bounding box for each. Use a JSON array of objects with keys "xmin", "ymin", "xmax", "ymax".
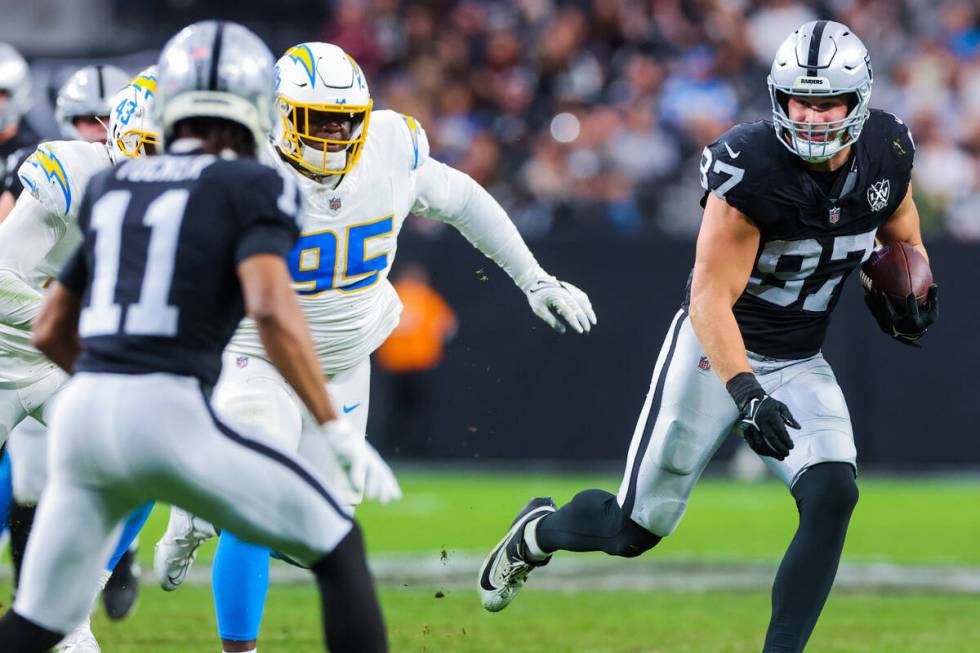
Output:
[
  {"xmin": 62, "ymin": 150, "xmax": 300, "ymax": 387},
  {"xmin": 692, "ymin": 109, "xmax": 916, "ymax": 359}
]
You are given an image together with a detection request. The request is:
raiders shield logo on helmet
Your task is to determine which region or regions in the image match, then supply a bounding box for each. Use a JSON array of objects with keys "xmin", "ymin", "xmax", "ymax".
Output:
[{"xmin": 867, "ymin": 179, "xmax": 890, "ymax": 212}]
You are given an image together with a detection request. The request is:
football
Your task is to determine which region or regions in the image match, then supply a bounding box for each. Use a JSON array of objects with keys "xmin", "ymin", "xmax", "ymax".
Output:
[{"xmin": 859, "ymin": 242, "xmax": 933, "ymax": 304}]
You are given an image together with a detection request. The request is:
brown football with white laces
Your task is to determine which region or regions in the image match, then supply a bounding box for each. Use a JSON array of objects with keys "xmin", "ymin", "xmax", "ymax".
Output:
[{"xmin": 859, "ymin": 242, "xmax": 933, "ymax": 305}]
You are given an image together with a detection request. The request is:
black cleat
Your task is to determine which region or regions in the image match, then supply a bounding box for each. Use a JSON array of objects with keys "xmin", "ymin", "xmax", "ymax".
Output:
[
  {"xmin": 102, "ymin": 544, "xmax": 141, "ymax": 621},
  {"xmin": 478, "ymin": 497, "xmax": 556, "ymax": 612}
]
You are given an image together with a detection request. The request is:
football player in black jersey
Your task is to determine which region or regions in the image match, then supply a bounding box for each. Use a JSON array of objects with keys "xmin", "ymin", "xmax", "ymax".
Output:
[
  {"xmin": 0, "ymin": 42, "xmax": 41, "ymax": 222},
  {"xmin": 0, "ymin": 22, "xmax": 387, "ymax": 653},
  {"xmin": 478, "ymin": 20, "xmax": 936, "ymax": 653}
]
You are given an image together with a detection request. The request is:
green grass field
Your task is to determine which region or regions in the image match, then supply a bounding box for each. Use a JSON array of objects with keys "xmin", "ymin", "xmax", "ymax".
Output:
[{"xmin": 3, "ymin": 471, "xmax": 980, "ymax": 651}]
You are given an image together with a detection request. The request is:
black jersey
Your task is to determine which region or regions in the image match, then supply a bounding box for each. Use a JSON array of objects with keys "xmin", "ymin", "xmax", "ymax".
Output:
[
  {"xmin": 59, "ymin": 148, "xmax": 301, "ymax": 387},
  {"xmin": 1, "ymin": 122, "xmax": 41, "ymax": 198},
  {"xmin": 688, "ymin": 109, "xmax": 915, "ymax": 359}
]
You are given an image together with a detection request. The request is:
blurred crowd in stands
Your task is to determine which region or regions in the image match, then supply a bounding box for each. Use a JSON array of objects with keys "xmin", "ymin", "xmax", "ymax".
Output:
[
  {"xmin": 18, "ymin": 0, "xmax": 980, "ymax": 240},
  {"xmin": 318, "ymin": 0, "xmax": 980, "ymax": 240}
]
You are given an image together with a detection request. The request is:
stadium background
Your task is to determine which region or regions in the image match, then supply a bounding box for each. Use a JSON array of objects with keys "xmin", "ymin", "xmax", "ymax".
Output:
[{"xmin": 1, "ymin": 1, "xmax": 979, "ymax": 651}]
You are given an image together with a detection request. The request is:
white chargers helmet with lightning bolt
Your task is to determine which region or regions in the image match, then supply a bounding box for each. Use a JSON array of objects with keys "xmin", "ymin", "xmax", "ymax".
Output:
[
  {"xmin": 107, "ymin": 66, "xmax": 160, "ymax": 162},
  {"xmin": 272, "ymin": 42, "xmax": 372, "ymax": 176}
]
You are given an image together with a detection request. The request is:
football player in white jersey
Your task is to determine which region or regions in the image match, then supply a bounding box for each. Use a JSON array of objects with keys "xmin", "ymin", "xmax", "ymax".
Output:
[
  {"xmin": 154, "ymin": 41, "xmax": 597, "ymax": 653},
  {"xmin": 0, "ymin": 68, "xmax": 159, "ymax": 653}
]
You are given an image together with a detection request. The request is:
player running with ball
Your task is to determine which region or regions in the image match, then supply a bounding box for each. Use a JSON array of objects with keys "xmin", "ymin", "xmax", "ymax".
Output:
[{"xmin": 479, "ymin": 20, "xmax": 937, "ymax": 653}]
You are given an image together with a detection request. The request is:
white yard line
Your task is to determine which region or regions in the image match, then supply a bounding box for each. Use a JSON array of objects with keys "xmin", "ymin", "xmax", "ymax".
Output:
[{"xmin": 112, "ymin": 554, "xmax": 980, "ymax": 593}]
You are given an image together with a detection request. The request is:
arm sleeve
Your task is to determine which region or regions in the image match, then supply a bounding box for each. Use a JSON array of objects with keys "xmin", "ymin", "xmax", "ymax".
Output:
[
  {"xmin": 0, "ymin": 193, "xmax": 67, "ymax": 328},
  {"xmin": 412, "ymin": 158, "xmax": 545, "ymax": 290},
  {"xmin": 229, "ymin": 166, "xmax": 302, "ymax": 263}
]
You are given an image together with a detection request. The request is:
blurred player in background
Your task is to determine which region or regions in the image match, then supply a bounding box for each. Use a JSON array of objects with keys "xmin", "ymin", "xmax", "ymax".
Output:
[
  {"xmin": 0, "ymin": 20, "xmax": 388, "ymax": 653},
  {"xmin": 0, "ymin": 42, "xmax": 40, "ymax": 222},
  {"xmin": 479, "ymin": 20, "xmax": 937, "ymax": 653},
  {"xmin": 154, "ymin": 40, "xmax": 596, "ymax": 653},
  {"xmin": 0, "ymin": 67, "xmax": 160, "ymax": 652}
]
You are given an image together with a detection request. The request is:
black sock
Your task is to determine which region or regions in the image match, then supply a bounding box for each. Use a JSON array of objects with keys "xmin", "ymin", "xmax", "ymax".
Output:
[
  {"xmin": 0, "ymin": 610, "xmax": 64, "ymax": 652},
  {"xmin": 764, "ymin": 462, "xmax": 858, "ymax": 653},
  {"xmin": 310, "ymin": 522, "xmax": 387, "ymax": 653},
  {"xmin": 9, "ymin": 502, "xmax": 37, "ymax": 589},
  {"xmin": 535, "ymin": 489, "xmax": 661, "ymax": 558}
]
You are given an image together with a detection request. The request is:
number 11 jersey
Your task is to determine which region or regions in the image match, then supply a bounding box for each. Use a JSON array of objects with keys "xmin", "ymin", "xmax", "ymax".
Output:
[
  {"xmin": 59, "ymin": 148, "xmax": 301, "ymax": 387},
  {"xmin": 692, "ymin": 109, "xmax": 916, "ymax": 359}
]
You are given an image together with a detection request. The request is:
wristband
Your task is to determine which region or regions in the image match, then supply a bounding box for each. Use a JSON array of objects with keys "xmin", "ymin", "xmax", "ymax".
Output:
[{"xmin": 725, "ymin": 371, "xmax": 764, "ymax": 410}]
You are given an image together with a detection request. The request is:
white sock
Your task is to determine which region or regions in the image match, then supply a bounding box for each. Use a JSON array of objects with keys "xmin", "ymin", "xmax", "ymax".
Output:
[
  {"xmin": 224, "ymin": 649, "xmax": 257, "ymax": 653},
  {"xmin": 522, "ymin": 516, "xmax": 550, "ymax": 562}
]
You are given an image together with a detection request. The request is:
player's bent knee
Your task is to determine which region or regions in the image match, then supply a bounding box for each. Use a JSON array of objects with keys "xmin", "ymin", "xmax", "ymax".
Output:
[
  {"xmin": 794, "ymin": 462, "xmax": 859, "ymax": 523},
  {"xmin": 607, "ymin": 518, "xmax": 662, "ymax": 558}
]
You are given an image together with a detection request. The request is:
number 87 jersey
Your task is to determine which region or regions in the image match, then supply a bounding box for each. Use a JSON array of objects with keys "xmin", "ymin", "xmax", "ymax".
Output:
[
  {"xmin": 228, "ymin": 110, "xmax": 429, "ymax": 376},
  {"xmin": 692, "ymin": 109, "xmax": 915, "ymax": 359}
]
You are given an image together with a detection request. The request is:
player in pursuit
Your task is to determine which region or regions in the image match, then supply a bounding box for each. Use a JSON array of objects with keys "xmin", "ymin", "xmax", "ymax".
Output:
[
  {"xmin": 153, "ymin": 40, "xmax": 596, "ymax": 653},
  {"xmin": 0, "ymin": 21, "xmax": 387, "ymax": 653},
  {"xmin": 0, "ymin": 67, "xmax": 160, "ymax": 652},
  {"xmin": 478, "ymin": 20, "xmax": 937, "ymax": 653}
]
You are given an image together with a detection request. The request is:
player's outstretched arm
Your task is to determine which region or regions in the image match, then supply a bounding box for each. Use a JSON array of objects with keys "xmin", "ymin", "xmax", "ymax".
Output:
[
  {"xmin": 32, "ymin": 281, "xmax": 81, "ymax": 372},
  {"xmin": 413, "ymin": 158, "xmax": 596, "ymax": 334},
  {"xmin": 689, "ymin": 193, "xmax": 798, "ymax": 460}
]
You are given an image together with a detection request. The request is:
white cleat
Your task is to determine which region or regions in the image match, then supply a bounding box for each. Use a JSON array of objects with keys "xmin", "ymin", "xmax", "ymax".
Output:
[
  {"xmin": 153, "ymin": 507, "xmax": 215, "ymax": 591},
  {"xmin": 53, "ymin": 618, "xmax": 100, "ymax": 653},
  {"xmin": 478, "ymin": 497, "xmax": 556, "ymax": 612}
]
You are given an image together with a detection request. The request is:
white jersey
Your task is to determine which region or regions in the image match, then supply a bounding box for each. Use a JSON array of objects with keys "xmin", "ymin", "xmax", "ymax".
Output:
[
  {"xmin": 228, "ymin": 110, "xmax": 429, "ymax": 375},
  {"xmin": 0, "ymin": 140, "xmax": 111, "ymax": 382}
]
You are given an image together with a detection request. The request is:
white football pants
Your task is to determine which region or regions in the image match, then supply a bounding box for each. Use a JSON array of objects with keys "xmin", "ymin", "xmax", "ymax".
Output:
[
  {"xmin": 14, "ymin": 372, "xmax": 352, "ymax": 634},
  {"xmin": 617, "ymin": 309, "xmax": 856, "ymax": 537},
  {"xmin": 213, "ymin": 352, "xmax": 372, "ymax": 506}
]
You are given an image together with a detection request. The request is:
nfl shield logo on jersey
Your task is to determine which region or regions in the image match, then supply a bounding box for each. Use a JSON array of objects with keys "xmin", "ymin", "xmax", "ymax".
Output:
[
  {"xmin": 698, "ymin": 355, "xmax": 711, "ymax": 371},
  {"xmin": 867, "ymin": 179, "xmax": 890, "ymax": 212},
  {"xmin": 236, "ymin": 356, "xmax": 248, "ymax": 368},
  {"xmin": 329, "ymin": 196, "xmax": 342, "ymax": 211},
  {"xmin": 828, "ymin": 206, "xmax": 841, "ymax": 224}
]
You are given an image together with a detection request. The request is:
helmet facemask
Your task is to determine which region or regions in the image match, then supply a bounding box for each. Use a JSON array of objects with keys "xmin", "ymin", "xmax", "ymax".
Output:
[
  {"xmin": 769, "ymin": 82, "xmax": 870, "ymax": 163},
  {"xmin": 275, "ymin": 96, "xmax": 372, "ymax": 176}
]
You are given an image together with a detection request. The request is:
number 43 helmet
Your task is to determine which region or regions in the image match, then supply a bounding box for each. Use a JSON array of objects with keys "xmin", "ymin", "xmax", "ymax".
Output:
[
  {"xmin": 155, "ymin": 20, "xmax": 275, "ymax": 152},
  {"xmin": 272, "ymin": 42, "xmax": 372, "ymax": 176},
  {"xmin": 767, "ymin": 20, "xmax": 873, "ymax": 163},
  {"xmin": 107, "ymin": 66, "xmax": 161, "ymax": 162}
]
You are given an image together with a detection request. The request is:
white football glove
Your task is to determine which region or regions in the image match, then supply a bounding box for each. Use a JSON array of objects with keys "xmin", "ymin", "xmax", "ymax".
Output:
[
  {"xmin": 523, "ymin": 276, "xmax": 597, "ymax": 334},
  {"xmin": 362, "ymin": 441, "xmax": 402, "ymax": 504},
  {"xmin": 321, "ymin": 417, "xmax": 401, "ymax": 504}
]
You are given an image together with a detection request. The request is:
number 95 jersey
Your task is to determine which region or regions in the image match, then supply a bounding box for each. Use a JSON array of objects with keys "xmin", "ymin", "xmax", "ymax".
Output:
[
  {"xmin": 228, "ymin": 109, "xmax": 429, "ymax": 375},
  {"xmin": 693, "ymin": 109, "xmax": 915, "ymax": 359}
]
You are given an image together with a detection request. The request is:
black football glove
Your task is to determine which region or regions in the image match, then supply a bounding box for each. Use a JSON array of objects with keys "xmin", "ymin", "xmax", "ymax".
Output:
[
  {"xmin": 864, "ymin": 285, "xmax": 938, "ymax": 346},
  {"xmin": 726, "ymin": 372, "xmax": 799, "ymax": 460}
]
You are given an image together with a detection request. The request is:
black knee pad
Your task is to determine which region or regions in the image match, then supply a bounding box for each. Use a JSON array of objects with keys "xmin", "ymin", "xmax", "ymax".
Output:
[
  {"xmin": 609, "ymin": 517, "xmax": 662, "ymax": 558},
  {"xmin": 792, "ymin": 462, "xmax": 859, "ymax": 524}
]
